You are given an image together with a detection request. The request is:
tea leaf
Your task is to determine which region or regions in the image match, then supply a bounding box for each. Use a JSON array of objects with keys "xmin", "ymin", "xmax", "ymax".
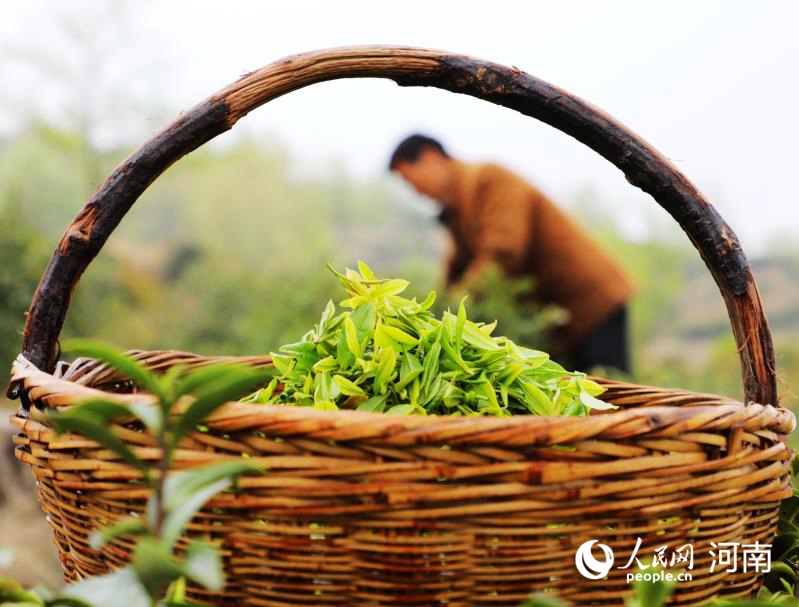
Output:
[
  {"xmin": 421, "ymin": 341, "xmax": 441, "ymax": 393},
  {"xmin": 62, "ymin": 340, "xmax": 161, "ymax": 400},
  {"xmin": 580, "ymin": 390, "xmax": 618, "ymax": 411},
  {"xmin": 387, "ymin": 404, "xmax": 418, "ymax": 415},
  {"xmin": 131, "ymin": 538, "xmax": 184, "ymax": 599},
  {"xmin": 336, "ymin": 329, "xmax": 356, "ymax": 369},
  {"xmin": 333, "ymin": 375, "xmax": 365, "ymax": 396},
  {"xmin": 357, "ymin": 260, "xmax": 377, "ymax": 280},
  {"xmin": 395, "ymin": 351, "xmax": 423, "ymax": 391},
  {"xmin": 162, "ymin": 461, "xmax": 262, "ymax": 527},
  {"xmin": 182, "ymin": 542, "xmax": 224, "ymax": 592},
  {"xmin": 344, "ymin": 317, "xmax": 361, "ymax": 358},
  {"xmin": 373, "ymin": 347, "xmax": 397, "ymax": 394},
  {"xmin": 357, "ymin": 395, "xmax": 388, "ymax": 413},
  {"xmin": 89, "ymin": 518, "xmax": 148, "ymax": 550},
  {"xmin": 160, "ymin": 477, "xmax": 230, "ymax": 550},
  {"xmin": 172, "ymin": 366, "xmax": 271, "ymax": 447},
  {"xmin": 370, "ymin": 279, "xmax": 410, "ymax": 299},
  {"xmin": 378, "ymin": 324, "xmax": 418, "ymax": 347},
  {"xmin": 455, "ymin": 299, "xmax": 467, "ymax": 352},
  {"xmin": 61, "ymin": 567, "xmax": 149, "ymax": 607},
  {"xmin": 461, "ymin": 321, "xmax": 501, "ymax": 351},
  {"xmin": 49, "ymin": 407, "xmax": 148, "ymax": 474}
]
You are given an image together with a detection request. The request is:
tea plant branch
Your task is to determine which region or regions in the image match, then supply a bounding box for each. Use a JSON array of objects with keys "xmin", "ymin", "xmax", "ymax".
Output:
[{"xmin": 40, "ymin": 341, "xmax": 271, "ymax": 607}]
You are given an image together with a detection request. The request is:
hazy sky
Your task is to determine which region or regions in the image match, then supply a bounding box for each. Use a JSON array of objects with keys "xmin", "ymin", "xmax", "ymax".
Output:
[{"xmin": 2, "ymin": 0, "xmax": 797, "ymax": 252}]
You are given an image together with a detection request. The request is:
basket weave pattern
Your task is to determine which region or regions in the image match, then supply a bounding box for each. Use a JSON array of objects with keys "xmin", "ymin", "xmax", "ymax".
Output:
[
  {"xmin": 11, "ymin": 351, "xmax": 795, "ymax": 606},
  {"xmin": 7, "ymin": 47, "xmax": 796, "ymax": 606}
]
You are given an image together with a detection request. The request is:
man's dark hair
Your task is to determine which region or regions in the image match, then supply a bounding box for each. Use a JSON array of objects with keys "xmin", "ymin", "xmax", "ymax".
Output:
[{"xmin": 389, "ymin": 134, "xmax": 449, "ymax": 170}]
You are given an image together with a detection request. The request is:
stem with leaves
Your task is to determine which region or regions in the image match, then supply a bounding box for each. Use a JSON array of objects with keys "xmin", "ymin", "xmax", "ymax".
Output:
[{"xmin": 11, "ymin": 340, "xmax": 272, "ymax": 607}]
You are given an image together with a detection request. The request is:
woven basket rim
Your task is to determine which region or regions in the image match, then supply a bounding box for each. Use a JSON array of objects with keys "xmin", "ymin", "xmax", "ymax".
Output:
[{"xmin": 12, "ymin": 351, "xmax": 796, "ymax": 447}]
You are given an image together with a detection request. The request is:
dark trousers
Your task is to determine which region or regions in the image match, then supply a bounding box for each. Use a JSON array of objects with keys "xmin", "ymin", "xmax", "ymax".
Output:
[{"xmin": 568, "ymin": 305, "xmax": 630, "ymax": 374}]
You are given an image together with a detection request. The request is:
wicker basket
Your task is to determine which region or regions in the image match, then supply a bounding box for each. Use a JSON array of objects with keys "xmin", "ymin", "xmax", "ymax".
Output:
[{"xmin": 8, "ymin": 47, "xmax": 795, "ymax": 606}]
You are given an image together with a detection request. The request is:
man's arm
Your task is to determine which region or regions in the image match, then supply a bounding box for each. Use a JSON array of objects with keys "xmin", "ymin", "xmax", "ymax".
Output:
[{"xmin": 444, "ymin": 246, "xmax": 470, "ymax": 286}]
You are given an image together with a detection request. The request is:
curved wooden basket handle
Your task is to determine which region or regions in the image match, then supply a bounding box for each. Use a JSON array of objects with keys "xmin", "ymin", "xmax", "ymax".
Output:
[{"xmin": 15, "ymin": 46, "xmax": 777, "ymax": 405}]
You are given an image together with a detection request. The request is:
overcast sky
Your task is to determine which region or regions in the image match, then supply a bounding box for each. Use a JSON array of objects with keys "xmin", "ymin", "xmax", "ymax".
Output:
[{"xmin": 2, "ymin": 0, "xmax": 797, "ymax": 252}]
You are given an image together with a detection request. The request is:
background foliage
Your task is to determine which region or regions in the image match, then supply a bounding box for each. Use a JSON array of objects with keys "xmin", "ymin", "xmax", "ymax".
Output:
[
  {"xmin": 1, "ymin": 109, "xmax": 798, "ymax": 592},
  {"xmin": 2, "ymin": 122, "xmax": 798, "ymax": 402}
]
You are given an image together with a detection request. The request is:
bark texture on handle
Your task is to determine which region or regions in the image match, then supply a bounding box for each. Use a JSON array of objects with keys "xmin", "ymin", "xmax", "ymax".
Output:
[{"xmin": 15, "ymin": 46, "xmax": 777, "ymax": 405}]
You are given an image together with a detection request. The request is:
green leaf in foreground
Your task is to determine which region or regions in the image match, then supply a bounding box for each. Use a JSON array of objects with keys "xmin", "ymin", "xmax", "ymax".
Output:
[
  {"xmin": 60, "ymin": 568, "xmax": 149, "ymax": 607},
  {"xmin": 89, "ymin": 518, "xmax": 148, "ymax": 551},
  {"xmin": 48, "ymin": 406, "xmax": 148, "ymax": 474},
  {"xmin": 131, "ymin": 539, "xmax": 184, "ymax": 599},
  {"xmin": 182, "ymin": 542, "xmax": 224, "ymax": 592},
  {"xmin": 171, "ymin": 365, "xmax": 272, "ymax": 447},
  {"xmin": 159, "ymin": 461, "xmax": 261, "ymax": 549},
  {"xmin": 62, "ymin": 340, "xmax": 161, "ymax": 399}
]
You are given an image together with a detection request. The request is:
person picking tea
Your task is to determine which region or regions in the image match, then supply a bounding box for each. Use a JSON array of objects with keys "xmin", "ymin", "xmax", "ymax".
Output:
[{"xmin": 389, "ymin": 134, "xmax": 634, "ymax": 373}]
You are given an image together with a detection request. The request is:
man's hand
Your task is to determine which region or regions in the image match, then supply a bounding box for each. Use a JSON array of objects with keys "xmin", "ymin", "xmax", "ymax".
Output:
[{"xmin": 448, "ymin": 256, "xmax": 497, "ymax": 297}]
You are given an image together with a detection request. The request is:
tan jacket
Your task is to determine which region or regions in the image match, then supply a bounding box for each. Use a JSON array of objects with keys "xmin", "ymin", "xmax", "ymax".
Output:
[{"xmin": 443, "ymin": 161, "xmax": 634, "ymax": 347}]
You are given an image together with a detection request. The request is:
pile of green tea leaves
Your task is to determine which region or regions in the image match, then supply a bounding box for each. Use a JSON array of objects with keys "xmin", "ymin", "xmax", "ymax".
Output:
[{"xmin": 243, "ymin": 262, "xmax": 614, "ymax": 417}]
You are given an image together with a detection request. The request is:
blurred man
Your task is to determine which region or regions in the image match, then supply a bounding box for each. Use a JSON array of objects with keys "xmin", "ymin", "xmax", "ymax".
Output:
[{"xmin": 389, "ymin": 134, "xmax": 634, "ymax": 372}]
